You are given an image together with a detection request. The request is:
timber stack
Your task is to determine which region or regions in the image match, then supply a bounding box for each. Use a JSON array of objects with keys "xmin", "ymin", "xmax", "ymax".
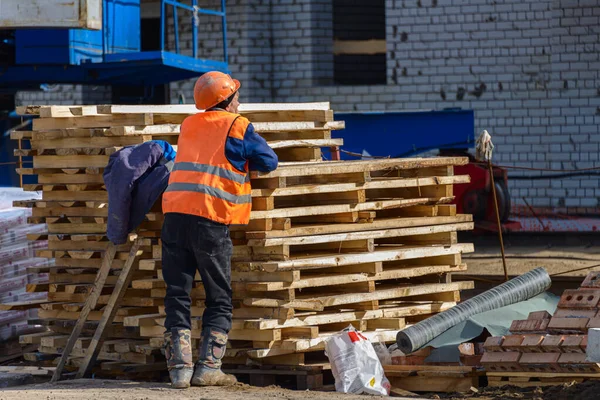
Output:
[
  {"xmin": 483, "ymin": 271, "xmax": 600, "ymax": 388},
  {"xmin": 5, "ymin": 102, "xmax": 475, "ymax": 388}
]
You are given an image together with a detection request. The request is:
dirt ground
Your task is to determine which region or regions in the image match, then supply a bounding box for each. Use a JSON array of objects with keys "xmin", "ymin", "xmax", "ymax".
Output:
[
  {"xmin": 437, "ymin": 380, "xmax": 600, "ymax": 400},
  {"xmin": 4, "ymin": 379, "xmax": 600, "ymax": 400},
  {"xmin": 458, "ymin": 234, "xmax": 600, "ymax": 278},
  {"xmin": 0, "ymin": 379, "xmax": 417, "ymax": 400}
]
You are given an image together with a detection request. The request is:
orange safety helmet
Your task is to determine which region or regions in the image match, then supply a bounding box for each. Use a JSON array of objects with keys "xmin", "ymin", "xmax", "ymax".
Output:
[{"xmin": 193, "ymin": 71, "xmax": 241, "ymax": 110}]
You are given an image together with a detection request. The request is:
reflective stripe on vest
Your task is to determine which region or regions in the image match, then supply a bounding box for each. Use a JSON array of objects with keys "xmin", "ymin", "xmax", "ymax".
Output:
[
  {"xmin": 171, "ymin": 162, "xmax": 250, "ymax": 184},
  {"xmin": 164, "ymin": 182, "xmax": 252, "ymax": 205},
  {"xmin": 162, "ymin": 111, "xmax": 252, "ymax": 225}
]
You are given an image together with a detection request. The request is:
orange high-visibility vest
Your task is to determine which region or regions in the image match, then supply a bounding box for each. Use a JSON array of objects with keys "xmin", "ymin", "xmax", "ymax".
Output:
[{"xmin": 162, "ymin": 111, "xmax": 252, "ymax": 225}]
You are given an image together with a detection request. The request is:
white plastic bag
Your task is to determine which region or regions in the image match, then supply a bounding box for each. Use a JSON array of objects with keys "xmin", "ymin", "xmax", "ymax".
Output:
[{"xmin": 324, "ymin": 325, "xmax": 391, "ymax": 396}]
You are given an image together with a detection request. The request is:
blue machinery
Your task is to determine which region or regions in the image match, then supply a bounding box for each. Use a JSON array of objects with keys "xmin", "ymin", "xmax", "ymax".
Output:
[
  {"xmin": 332, "ymin": 109, "xmax": 475, "ymax": 159},
  {"xmin": 0, "ymin": 0, "xmax": 229, "ymax": 186},
  {"xmin": 0, "ymin": 0, "xmax": 229, "ymax": 90}
]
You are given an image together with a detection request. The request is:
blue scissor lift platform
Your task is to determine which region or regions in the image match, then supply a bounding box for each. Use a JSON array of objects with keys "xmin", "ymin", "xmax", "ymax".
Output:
[{"xmin": 0, "ymin": 0, "xmax": 229, "ymax": 90}]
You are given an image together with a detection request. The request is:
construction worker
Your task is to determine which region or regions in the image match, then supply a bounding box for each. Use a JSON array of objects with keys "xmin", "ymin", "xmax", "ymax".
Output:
[{"xmin": 161, "ymin": 71, "xmax": 278, "ymax": 388}]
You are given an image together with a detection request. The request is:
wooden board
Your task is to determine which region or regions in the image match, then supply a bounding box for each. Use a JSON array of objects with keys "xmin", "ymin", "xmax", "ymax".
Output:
[{"xmin": 251, "ymin": 158, "xmax": 468, "ymax": 179}]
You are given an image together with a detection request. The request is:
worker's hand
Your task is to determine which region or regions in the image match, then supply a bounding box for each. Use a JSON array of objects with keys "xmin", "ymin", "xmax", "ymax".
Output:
[{"xmin": 476, "ymin": 130, "xmax": 494, "ymax": 162}]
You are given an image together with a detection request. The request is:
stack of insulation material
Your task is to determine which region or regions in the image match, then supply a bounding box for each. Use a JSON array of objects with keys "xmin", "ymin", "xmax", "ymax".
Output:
[{"xmin": 0, "ymin": 188, "xmax": 50, "ymax": 343}]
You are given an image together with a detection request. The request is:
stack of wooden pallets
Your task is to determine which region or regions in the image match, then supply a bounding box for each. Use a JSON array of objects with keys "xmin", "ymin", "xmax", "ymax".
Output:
[
  {"xmin": 8, "ymin": 103, "xmax": 475, "ymax": 388},
  {"xmin": 483, "ymin": 271, "xmax": 600, "ymax": 388}
]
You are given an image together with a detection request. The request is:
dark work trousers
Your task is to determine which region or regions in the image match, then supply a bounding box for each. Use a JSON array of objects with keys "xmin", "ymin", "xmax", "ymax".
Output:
[{"xmin": 162, "ymin": 212, "xmax": 233, "ymax": 334}]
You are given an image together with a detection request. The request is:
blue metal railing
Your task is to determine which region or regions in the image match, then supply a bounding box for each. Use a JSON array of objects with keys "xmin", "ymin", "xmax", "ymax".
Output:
[{"xmin": 160, "ymin": 0, "xmax": 228, "ymax": 63}]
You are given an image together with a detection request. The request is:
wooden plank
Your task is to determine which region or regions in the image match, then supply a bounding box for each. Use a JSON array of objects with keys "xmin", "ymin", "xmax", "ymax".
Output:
[
  {"xmin": 43, "ymin": 191, "xmax": 108, "ymax": 202},
  {"xmin": 39, "ymin": 106, "xmax": 99, "ymax": 118},
  {"xmin": 30, "ymin": 136, "xmax": 145, "ymax": 150},
  {"xmin": 248, "ymin": 222, "xmax": 473, "ymax": 247},
  {"xmin": 268, "ymin": 139, "xmax": 343, "ymax": 149},
  {"xmin": 34, "ymin": 155, "xmax": 109, "ymax": 169},
  {"xmin": 251, "ymin": 157, "xmax": 469, "ymax": 179},
  {"xmin": 388, "ymin": 375, "xmax": 475, "ymax": 393},
  {"xmin": 0, "ymin": 300, "xmax": 49, "ymax": 310},
  {"xmin": 32, "ymin": 114, "xmax": 153, "ymax": 130},
  {"xmin": 250, "ymin": 197, "xmax": 449, "ymax": 220},
  {"xmin": 76, "ymin": 238, "xmax": 143, "ymax": 378},
  {"xmin": 50, "ymin": 242, "xmax": 117, "ymax": 383},
  {"xmin": 247, "ymin": 282, "xmax": 474, "ymax": 308},
  {"xmin": 251, "ymin": 243, "xmax": 474, "ymax": 272},
  {"xmin": 16, "ymin": 105, "xmax": 40, "ymax": 115},
  {"xmin": 247, "ymin": 215, "xmax": 472, "ymax": 239},
  {"xmin": 251, "ymin": 175, "xmax": 469, "ymax": 198},
  {"xmin": 246, "ymin": 264, "xmax": 467, "ymax": 291},
  {"xmin": 0, "ymin": 366, "xmax": 56, "ymax": 376},
  {"xmin": 37, "ymin": 174, "xmax": 105, "ymax": 184},
  {"xmin": 243, "ymin": 302, "xmax": 455, "ymax": 330},
  {"xmin": 97, "ymin": 102, "xmax": 331, "ymax": 115},
  {"xmin": 243, "ymin": 110, "xmax": 333, "ymax": 123}
]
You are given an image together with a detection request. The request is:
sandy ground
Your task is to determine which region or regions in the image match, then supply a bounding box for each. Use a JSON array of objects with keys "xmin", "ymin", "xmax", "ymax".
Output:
[
  {"xmin": 0, "ymin": 379, "xmax": 420, "ymax": 400},
  {"xmin": 458, "ymin": 233, "xmax": 600, "ymax": 278}
]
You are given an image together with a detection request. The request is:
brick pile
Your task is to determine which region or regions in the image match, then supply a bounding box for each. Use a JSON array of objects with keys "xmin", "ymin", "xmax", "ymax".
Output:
[{"xmin": 482, "ymin": 271, "xmax": 600, "ymax": 381}]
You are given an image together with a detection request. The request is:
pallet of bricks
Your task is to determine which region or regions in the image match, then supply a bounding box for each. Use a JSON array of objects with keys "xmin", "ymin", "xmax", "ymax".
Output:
[
  {"xmin": 12, "ymin": 102, "xmax": 475, "ymax": 388},
  {"xmin": 482, "ymin": 271, "xmax": 600, "ymax": 388},
  {"xmin": 0, "ymin": 188, "xmax": 51, "ymax": 362},
  {"xmin": 383, "ymin": 341, "xmax": 484, "ymax": 393}
]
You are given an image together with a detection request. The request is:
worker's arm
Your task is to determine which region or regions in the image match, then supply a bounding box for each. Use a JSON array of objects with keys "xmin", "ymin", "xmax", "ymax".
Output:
[
  {"xmin": 243, "ymin": 123, "xmax": 278, "ymax": 172},
  {"xmin": 226, "ymin": 123, "xmax": 278, "ymax": 173}
]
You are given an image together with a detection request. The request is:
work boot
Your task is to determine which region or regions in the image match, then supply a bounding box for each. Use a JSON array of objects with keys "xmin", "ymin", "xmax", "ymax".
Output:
[
  {"xmin": 191, "ymin": 327, "xmax": 237, "ymax": 386},
  {"xmin": 164, "ymin": 328, "xmax": 194, "ymax": 389}
]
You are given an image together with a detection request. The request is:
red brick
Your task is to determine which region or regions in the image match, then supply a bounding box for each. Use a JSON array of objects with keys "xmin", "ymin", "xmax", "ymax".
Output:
[
  {"xmin": 528, "ymin": 310, "xmax": 552, "ymax": 320},
  {"xmin": 548, "ymin": 317, "xmax": 589, "ymax": 333},
  {"xmin": 581, "ymin": 272, "xmax": 600, "ymax": 288},
  {"xmin": 501, "ymin": 335, "xmax": 525, "ymax": 352},
  {"xmin": 483, "ymin": 336, "xmax": 504, "ymax": 352},
  {"xmin": 557, "ymin": 352, "xmax": 599, "ymax": 373},
  {"xmin": 510, "ymin": 319, "xmax": 550, "ymax": 334},
  {"xmin": 541, "ymin": 335, "xmax": 565, "ymax": 352},
  {"xmin": 561, "ymin": 335, "xmax": 585, "ymax": 353},
  {"xmin": 558, "ymin": 289, "xmax": 600, "ymax": 309},
  {"xmin": 581, "ymin": 335, "xmax": 588, "ymax": 350},
  {"xmin": 481, "ymin": 351, "xmax": 522, "ymax": 372},
  {"xmin": 554, "ymin": 308, "xmax": 598, "ymax": 319},
  {"xmin": 409, "ymin": 347, "xmax": 431, "ymax": 357},
  {"xmin": 460, "ymin": 355, "xmax": 482, "ymax": 367},
  {"xmin": 520, "ymin": 335, "xmax": 545, "ymax": 353},
  {"xmin": 519, "ymin": 352, "xmax": 561, "ymax": 373}
]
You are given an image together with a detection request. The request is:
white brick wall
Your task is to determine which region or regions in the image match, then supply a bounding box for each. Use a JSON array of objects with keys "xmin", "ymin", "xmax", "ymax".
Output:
[{"xmin": 14, "ymin": 0, "xmax": 600, "ymax": 208}]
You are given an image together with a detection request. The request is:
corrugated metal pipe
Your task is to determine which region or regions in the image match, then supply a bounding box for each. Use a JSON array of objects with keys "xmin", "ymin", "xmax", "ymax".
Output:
[{"xmin": 396, "ymin": 267, "xmax": 552, "ymax": 354}]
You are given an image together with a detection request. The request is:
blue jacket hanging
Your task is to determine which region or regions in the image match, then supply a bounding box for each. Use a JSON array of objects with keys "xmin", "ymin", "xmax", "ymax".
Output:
[{"xmin": 103, "ymin": 140, "xmax": 176, "ymax": 245}]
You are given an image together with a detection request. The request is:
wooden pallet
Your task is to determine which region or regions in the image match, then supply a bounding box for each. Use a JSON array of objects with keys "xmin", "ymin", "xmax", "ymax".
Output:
[
  {"xmin": 385, "ymin": 365, "xmax": 481, "ymax": 393},
  {"xmin": 8, "ymin": 102, "xmax": 475, "ymax": 381}
]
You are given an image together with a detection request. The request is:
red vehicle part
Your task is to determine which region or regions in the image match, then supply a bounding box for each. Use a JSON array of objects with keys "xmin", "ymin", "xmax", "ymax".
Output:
[{"xmin": 452, "ymin": 156, "xmax": 513, "ymax": 224}]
